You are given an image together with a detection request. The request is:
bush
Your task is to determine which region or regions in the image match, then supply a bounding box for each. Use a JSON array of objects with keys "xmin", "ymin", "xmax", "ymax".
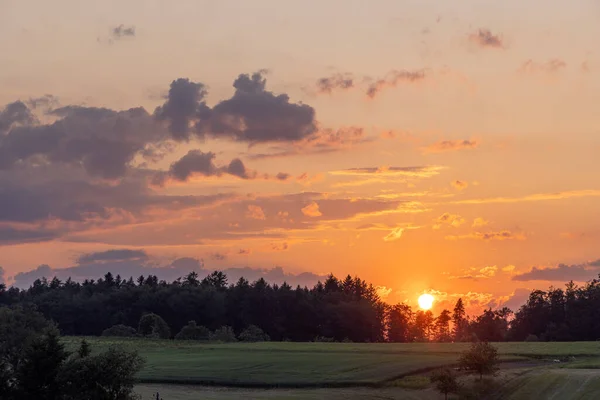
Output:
[
  {"xmin": 138, "ymin": 313, "xmax": 171, "ymax": 339},
  {"xmin": 238, "ymin": 325, "xmax": 270, "ymax": 342},
  {"xmin": 210, "ymin": 326, "xmax": 237, "ymax": 342},
  {"xmin": 431, "ymin": 368, "xmax": 460, "ymax": 400},
  {"xmin": 459, "ymin": 341, "xmax": 499, "ymax": 380},
  {"xmin": 102, "ymin": 324, "xmax": 137, "ymax": 338},
  {"xmin": 524, "ymin": 334, "xmax": 539, "ymax": 342},
  {"xmin": 313, "ymin": 336, "xmax": 334, "ymax": 342},
  {"xmin": 175, "ymin": 321, "xmax": 211, "ymax": 341}
]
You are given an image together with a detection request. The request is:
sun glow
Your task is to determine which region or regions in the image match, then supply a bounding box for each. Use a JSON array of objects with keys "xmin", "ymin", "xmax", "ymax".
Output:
[{"xmin": 418, "ymin": 293, "xmax": 434, "ymax": 310}]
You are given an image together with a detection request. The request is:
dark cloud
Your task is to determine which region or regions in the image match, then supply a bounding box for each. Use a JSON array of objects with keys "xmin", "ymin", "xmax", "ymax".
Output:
[
  {"xmin": 156, "ymin": 71, "xmax": 317, "ymax": 143},
  {"xmin": 77, "ymin": 249, "xmax": 148, "ymax": 264},
  {"xmin": 513, "ymin": 260, "xmax": 600, "ymax": 282},
  {"xmin": 11, "ymin": 257, "xmax": 325, "ymax": 290},
  {"xmin": 0, "ymin": 101, "xmax": 37, "ymax": 134},
  {"xmin": 210, "ymin": 252, "xmax": 227, "ymax": 261},
  {"xmin": 468, "ymin": 29, "xmax": 505, "ymax": 49},
  {"xmin": 366, "ymin": 70, "xmax": 426, "ymax": 98},
  {"xmin": 0, "ymin": 104, "xmax": 165, "ymax": 178},
  {"xmin": 154, "ymin": 78, "xmax": 209, "ymax": 140},
  {"xmin": 315, "ymin": 73, "xmax": 354, "ymax": 94},
  {"xmin": 423, "ymin": 139, "xmax": 479, "ymax": 153},
  {"xmin": 26, "ymin": 95, "xmax": 60, "ymax": 111},
  {"xmin": 0, "ymin": 226, "xmax": 58, "ymax": 245},
  {"xmin": 169, "ymin": 150, "xmax": 219, "ymax": 181},
  {"xmin": 112, "ymin": 25, "xmax": 136, "ymax": 39},
  {"xmin": 275, "ymin": 172, "xmax": 290, "ymax": 181}
]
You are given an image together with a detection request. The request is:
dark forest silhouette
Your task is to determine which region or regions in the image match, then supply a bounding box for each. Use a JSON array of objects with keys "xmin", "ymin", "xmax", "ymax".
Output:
[{"xmin": 1, "ymin": 271, "xmax": 600, "ymax": 342}]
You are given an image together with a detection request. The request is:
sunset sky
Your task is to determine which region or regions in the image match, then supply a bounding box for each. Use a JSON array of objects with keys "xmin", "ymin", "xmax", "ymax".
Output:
[{"xmin": 1, "ymin": 0, "xmax": 600, "ymax": 313}]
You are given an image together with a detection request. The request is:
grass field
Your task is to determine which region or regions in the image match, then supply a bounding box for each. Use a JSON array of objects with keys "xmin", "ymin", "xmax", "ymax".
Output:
[{"xmin": 64, "ymin": 337, "xmax": 600, "ymax": 399}]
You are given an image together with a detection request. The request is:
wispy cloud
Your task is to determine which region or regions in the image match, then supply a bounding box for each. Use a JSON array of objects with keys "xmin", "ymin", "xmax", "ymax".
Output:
[
  {"xmin": 314, "ymin": 73, "xmax": 354, "ymax": 94},
  {"xmin": 433, "ymin": 213, "xmax": 465, "ymax": 229},
  {"xmin": 451, "ymin": 180, "xmax": 468, "ymax": 190},
  {"xmin": 330, "ymin": 165, "xmax": 445, "ymax": 178},
  {"xmin": 519, "ymin": 59, "xmax": 567, "ymax": 74},
  {"xmin": 446, "ymin": 230, "xmax": 525, "ymax": 241},
  {"xmin": 453, "ymin": 190, "xmax": 600, "ymax": 205},
  {"xmin": 472, "ymin": 217, "xmax": 489, "ymax": 228},
  {"xmin": 301, "ymin": 202, "xmax": 322, "ymax": 217},
  {"xmin": 468, "ymin": 29, "xmax": 505, "ymax": 49},
  {"xmin": 366, "ymin": 70, "xmax": 426, "ymax": 98},
  {"xmin": 423, "ymin": 139, "xmax": 478, "ymax": 153}
]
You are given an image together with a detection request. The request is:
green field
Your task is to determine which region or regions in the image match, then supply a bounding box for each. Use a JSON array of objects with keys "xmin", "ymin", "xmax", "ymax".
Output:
[{"xmin": 64, "ymin": 338, "xmax": 600, "ymax": 399}]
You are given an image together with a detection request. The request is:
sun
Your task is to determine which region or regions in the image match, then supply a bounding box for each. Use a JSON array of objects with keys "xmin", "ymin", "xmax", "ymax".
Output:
[{"xmin": 418, "ymin": 293, "xmax": 434, "ymax": 310}]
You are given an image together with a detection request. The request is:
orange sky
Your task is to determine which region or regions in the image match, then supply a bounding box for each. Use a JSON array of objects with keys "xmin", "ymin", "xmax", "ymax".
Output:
[{"xmin": 1, "ymin": 0, "xmax": 600, "ymax": 313}]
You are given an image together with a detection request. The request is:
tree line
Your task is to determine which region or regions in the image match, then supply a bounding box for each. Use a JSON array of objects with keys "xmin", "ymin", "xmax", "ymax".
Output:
[{"xmin": 1, "ymin": 270, "xmax": 600, "ymax": 342}]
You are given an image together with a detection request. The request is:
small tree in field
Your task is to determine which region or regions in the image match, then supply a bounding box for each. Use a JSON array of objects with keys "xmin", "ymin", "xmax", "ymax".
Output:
[
  {"xmin": 431, "ymin": 368, "xmax": 460, "ymax": 400},
  {"xmin": 138, "ymin": 313, "xmax": 171, "ymax": 339},
  {"xmin": 459, "ymin": 341, "xmax": 499, "ymax": 380}
]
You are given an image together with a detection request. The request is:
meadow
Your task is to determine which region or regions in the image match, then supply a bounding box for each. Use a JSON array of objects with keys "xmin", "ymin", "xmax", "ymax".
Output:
[{"xmin": 64, "ymin": 338, "xmax": 600, "ymax": 399}]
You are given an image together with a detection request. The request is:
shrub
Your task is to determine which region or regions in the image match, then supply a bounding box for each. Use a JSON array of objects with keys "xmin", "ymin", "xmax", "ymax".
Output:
[
  {"xmin": 431, "ymin": 368, "xmax": 460, "ymax": 400},
  {"xmin": 175, "ymin": 321, "xmax": 210, "ymax": 341},
  {"xmin": 313, "ymin": 336, "xmax": 334, "ymax": 342},
  {"xmin": 210, "ymin": 326, "xmax": 237, "ymax": 342},
  {"xmin": 102, "ymin": 324, "xmax": 137, "ymax": 338},
  {"xmin": 459, "ymin": 341, "xmax": 499, "ymax": 380},
  {"xmin": 524, "ymin": 334, "xmax": 539, "ymax": 342},
  {"xmin": 238, "ymin": 325, "xmax": 270, "ymax": 342},
  {"xmin": 138, "ymin": 313, "xmax": 171, "ymax": 339}
]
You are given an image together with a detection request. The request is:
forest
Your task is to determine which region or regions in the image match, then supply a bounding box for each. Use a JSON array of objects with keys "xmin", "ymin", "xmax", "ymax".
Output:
[{"xmin": 1, "ymin": 271, "xmax": 600, "ymax": 342}]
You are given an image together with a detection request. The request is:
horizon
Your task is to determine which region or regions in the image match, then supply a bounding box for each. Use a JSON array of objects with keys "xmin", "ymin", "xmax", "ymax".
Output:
[{"xmin": 2, "ymin": 0, "xmax": 600, "ymax": 315}]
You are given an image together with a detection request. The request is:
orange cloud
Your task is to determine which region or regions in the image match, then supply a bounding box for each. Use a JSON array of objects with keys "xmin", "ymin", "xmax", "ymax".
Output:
[
  {"xmin": 433, "ymin": 213, "xmax": 465, "ymax": 229},
  {"xmin": 423, "ymin": 139, "xmax": 478, "ymax": 153},
  {"xmin": 454, "ymin": 189, "xmax": 600, "ymax": 205},
  {"xmin": 246, "ymin": 205, "xmax": 266, "ymax": 220},
  {"xmin": 446, "ymin": 230, "xmax": 525, "ymax": 241},
  {"xmin": 383, "ymin": 227, "xmax": 405, "ymax": 241},
  {"xmin": 451, "ymin": 180, "xmax": 468, "ymax": 190},
  {"xmin": 301, "ymin": 202, "xmax": 322, "ymax": 217},
  {"xmin": 472, "ymin": 217, "xmax": 489, "ymax": 228}
]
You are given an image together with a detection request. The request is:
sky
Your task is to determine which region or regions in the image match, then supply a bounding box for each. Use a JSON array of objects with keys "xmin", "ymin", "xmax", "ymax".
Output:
[{"xmin": 1, "ymin": 0, "xmax": 600, "ymax": 313}]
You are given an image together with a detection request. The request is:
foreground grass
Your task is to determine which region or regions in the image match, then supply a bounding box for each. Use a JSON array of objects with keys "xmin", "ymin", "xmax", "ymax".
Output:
[
  {"xmin": 64, "ymin": 337, "xmax": 600, "ymax": 387},
  {"xmin": 136, "ymin": 385, "xmax": 435, "ymax": 400}
]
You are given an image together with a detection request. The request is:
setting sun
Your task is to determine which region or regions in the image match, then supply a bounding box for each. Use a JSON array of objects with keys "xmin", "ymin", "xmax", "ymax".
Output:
[{"xmin": 418, "ymin": 294, "xmax": 434, "ymax": 310}]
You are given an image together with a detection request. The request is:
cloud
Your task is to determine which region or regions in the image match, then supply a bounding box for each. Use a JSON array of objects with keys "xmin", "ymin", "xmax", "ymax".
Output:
[
  {"xmin": 376, "ymin": 285, "xmax": 392, "ymax": 299},
  {"xmin": 496, "ymin": 288, "xmax": 531, "ymax": 312},
  {"xmin": 446, "ymin": 230, "xmax": 525, "ymax": 241},
  {"xmin": 10, "ymin": 256, "xmax": 326, "ymax": 289},
  {"xmin": 0, "ymin": 101, "xmax": 37, "ymax": 134},
  {"xmin": 472, "ymin": 217, "xmax": 489, "ymax": 228},
  {"xmin": 468, "ymin": 29, "xmax": 505, "ymax": 49},
  {"xmin": 210, "ymin": 252, "xmax": 227, "ymax": 261},
  {"xmin": 453, "ymin": 190, "xmax": 600, "ymax": 205},
  {"xmin": 271, "ymin": 242, "xmax": 289, "ymax": 251},
  {"xmin": 246, "ymin": 205, "xmax": 266, "ymax": 220},
  {"xmin": 502, "ymin": 265, "xmax": 516, "ymax": 274},
  {"xmin": 519, "ymin": 59, "xmax": 567, "ymax": 74},
  {"xmin": 513, "ymin": 260, "xmax": 600, "ymax": 282},
  {"xmin": 433, "ymin": 212, "xmax": 465, "ymax": 229},
  {"xmin": 452, "ymin": 180, "xmax": 468, "ymax": 190},
  {"xmin": 0, "ymin": 104, "xmax": 165, "ymax": 179},
  {"xmin": 383, "ymin": 227, "xmax": 405, "ymax": 241},
  {"xmin": 77, "ymin": 249, "xmax": 148, "ymax": 264},
  {"xmin": 315, "ymin": 73, "xmax": 354, "ymax": 94},
  {"xmin": 330, "ymin": 165, "xmax": 444, "ymax": 178},
  {"xmin": 112, "ymin": 25, "xmax": 136, "ymax": 39},
  {"xmin": 450, "ymin": 265, "xmax": 498, "ymax": 280},
  {"xmin": 238, "ymin": 248, "xmax": 252, "ymax": 255},
  {"xmin": 301, "ymin": 202, "xmax": 322, "ymax": 217},
  {"xmin": 156, "ymin": 71, "xmax": 318, "ymax": 143},
  {"xmin": 366, "ymin": 69, "xmax": 426, "ymax": 98},
  {"xmin": 247, "ymin": 126, "xmax": 371, "ymax": 159},
  {"xmin": 422, "ymin": 139, "xmax": 478, "ymax": 153}
]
